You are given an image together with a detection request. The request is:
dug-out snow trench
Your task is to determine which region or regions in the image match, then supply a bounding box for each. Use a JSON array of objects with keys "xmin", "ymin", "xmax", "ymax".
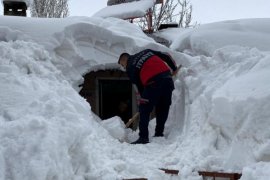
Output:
[{"xmin": 53, "ymin": 21, "xmax": 189, "ymax": 143}]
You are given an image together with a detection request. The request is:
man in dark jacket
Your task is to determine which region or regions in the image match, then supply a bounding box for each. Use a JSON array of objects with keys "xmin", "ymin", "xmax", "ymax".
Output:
[{"xmin": 118, "ymin": 49, "xmax": 179, "ymax": 144}]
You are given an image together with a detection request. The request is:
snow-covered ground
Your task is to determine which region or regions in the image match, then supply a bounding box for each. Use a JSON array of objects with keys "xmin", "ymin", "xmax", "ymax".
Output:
[{"xmin": 0, "ymin": 15, "xmax": 270, "ymax": 180}]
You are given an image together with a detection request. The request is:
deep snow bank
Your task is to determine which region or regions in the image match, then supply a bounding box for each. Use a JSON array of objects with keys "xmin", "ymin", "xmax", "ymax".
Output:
[
  {"xmin": 0, "ymin": 16, "xmax": 189, "ymax": 180},
  {"xmin": 155, "ymin": 18, "xmax": 270, "ymax": 179},
  {"xmin": 0, "ymin": 41, "xmax": 96, "ymax": 179},
  {"xmin": 157, "ymin": 18, "xmax": 270, "ymax": 56},
  {"xmin": 170, "ymin": 46, "xmax": 270, "ymax": 173}
]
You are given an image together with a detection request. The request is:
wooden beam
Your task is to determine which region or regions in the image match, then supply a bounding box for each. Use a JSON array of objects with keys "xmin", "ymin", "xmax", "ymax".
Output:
[
  {"xmin": 159, "ymin": 168, "xmax": 179, "ymax": 175},
  {"xmin": 155, "ymin": 0, "xmax": 163, "ymax": 4},
  {"xmin": 198, "ymin": 171, "xmax": 242, "ymax": 180},
  {"xmin": 123, "ymin": 170, "xmax": 242, "ymax": 180},
  {"xmin": 123, "ymin": 178, "xmax": 147, "ymax": 180}
]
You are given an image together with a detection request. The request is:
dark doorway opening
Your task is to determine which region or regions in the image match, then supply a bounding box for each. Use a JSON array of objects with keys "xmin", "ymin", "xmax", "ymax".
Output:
[
  {"xmin": 98, "ymin": 79, "xmax": 132, "ymax": 123},
  {"xmin": 79, "ymin": 70, "xmax": 135, "ymax": 124}
]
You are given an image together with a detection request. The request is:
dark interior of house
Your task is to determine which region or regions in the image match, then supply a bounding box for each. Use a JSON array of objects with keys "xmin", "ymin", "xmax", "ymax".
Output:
[{"xmin": 98, "ymin": 79, "xmax": 132, "ymax": 123}]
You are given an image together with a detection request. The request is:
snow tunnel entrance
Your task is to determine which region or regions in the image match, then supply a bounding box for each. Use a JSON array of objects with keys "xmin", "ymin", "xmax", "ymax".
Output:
[{"xmin": 79, "ymin": 70, "xmax": 136, "ymax": 124}]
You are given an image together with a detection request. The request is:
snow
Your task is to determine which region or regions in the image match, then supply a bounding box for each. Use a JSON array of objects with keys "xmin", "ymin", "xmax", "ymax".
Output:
[
  {"xmin": 100, "ymin": 116, "xmax": 127, "ymax": 142},
  {"xmin": 93, "ymin": 0, "xmax": 156, "ymax": 19},
  {"xmin": 0, "ymin": 14, "xmax": 270, "ymax": 180},
  {"xmin": 0, "ymin": 16, "xmax": 186, "ymax": 89},
  {"xmin": 157, "ymin": 19, "xmax": 270, "ymax": 56},
  {"xmin": 0, "ymin": 40, "xmax": 94, "ymax": 180},
  {"xmin": 1, "ymin": 0, "xmax": 32, "ymax": 7}
]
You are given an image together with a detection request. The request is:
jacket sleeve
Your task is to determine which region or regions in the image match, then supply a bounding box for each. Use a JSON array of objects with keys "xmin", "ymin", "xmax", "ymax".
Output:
[
  {"xmin": 151, "ymin": 49, "xmax": 177, "ymax": 72},
  {"xmin": 126, "ymin": 61, "xmax": 144, "ymax": 95},
  {"xmin": 130, "ymin": 73, "xmax": 144, "ymax": 95},
  {"xmin": 136, "ymin": 81, "xmax": 144, "ymax": 95}
]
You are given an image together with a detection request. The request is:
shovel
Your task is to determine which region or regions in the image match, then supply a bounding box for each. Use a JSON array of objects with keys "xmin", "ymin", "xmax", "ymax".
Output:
[{"xmin": 125, "ymin": 112, "xmax": 139, "ymax": 128}]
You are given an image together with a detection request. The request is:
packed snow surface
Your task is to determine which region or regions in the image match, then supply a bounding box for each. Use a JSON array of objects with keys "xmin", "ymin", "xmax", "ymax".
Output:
[
  {"xmin": 0, "ymin": 15, "xmax": 270, "ymax": 180},
  {"xmin": 93, "ymin": 0, "xmax": 155, "ymax": 19}
]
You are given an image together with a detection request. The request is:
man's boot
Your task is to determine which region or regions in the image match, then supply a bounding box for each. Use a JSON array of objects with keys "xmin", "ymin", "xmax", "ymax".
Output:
[
  {"xmin": 131, "ymin": 137, "xmax": 149, "ymax": 144},
  {"xmin": 153, "ymin": 133, "xmax": 164, "ymax": 137}
]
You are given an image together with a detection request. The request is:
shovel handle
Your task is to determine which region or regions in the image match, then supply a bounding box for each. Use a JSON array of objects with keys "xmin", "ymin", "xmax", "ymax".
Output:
[{"xmin": 125, "ymin": 112, "xmax": 140, "ymax": 128}]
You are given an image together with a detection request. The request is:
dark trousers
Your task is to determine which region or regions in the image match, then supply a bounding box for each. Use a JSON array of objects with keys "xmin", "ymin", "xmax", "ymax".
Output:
[{"xmin": 139, "ymin": 77, "xmax": 174, "ymax": 139}]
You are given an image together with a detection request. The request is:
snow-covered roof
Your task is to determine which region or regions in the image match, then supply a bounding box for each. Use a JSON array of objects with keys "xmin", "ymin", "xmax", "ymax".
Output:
[
  {"xmin": 93, "ymin": 0, "xmax": 156, "ymax": 19},
  {"xmin": 2, "ymin": 0, "xmax": 32, "ymax": 7},
  {"xmin": 156, "ymin": 19, "xmax": 270, "ymax": 56},
  {"xmin": 0, "ymin": 16, "xmax": 184, "ymax": 88}
]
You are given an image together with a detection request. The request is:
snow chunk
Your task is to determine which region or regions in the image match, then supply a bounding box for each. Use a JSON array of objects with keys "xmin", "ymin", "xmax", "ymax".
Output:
[{"xmin": 100, "ymin": 116, "xmax": 127, "ymax": 142}]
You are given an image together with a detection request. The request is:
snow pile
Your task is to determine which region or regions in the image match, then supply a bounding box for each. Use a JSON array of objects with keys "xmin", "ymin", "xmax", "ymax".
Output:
[
  {"xmin": 167, "ymin": 45, "xmax": 270, "ymax": 175},
  {"xmin": 0, "ymin": 16, "xmax": 187, "ymax": 180},
  {"xmin": 209, "ymin": 47, "xmax": 270, "ymax": 169},
  {"xmin": 0, "ymin": 15, "xmax": 270, "ymax": 179},
  {"xmin": 156, "ymin": 18, "xmax": 270, "ymax": 178},
  {"xmin": 157, "ymin": 19, "xmax": 270, "ymax": 56},
  {"xmin": 0, "ymin": 40, "xmax": 95, "ymax": 179},
  {"xmin": 93, "ymin": 0, "xmax": 155, "ymax": 19}
]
